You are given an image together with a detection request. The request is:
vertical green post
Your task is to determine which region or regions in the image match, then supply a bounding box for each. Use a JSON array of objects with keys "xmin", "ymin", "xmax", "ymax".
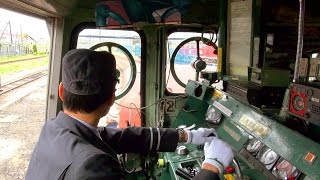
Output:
[{"xmin": 218, "ymin": 0, "xmax": 228, "ymax": 75}]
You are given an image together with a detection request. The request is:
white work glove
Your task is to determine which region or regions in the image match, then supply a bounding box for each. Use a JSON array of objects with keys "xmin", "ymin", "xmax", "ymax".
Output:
[
  {"xmin": 185, "ymin": 128, "xmax": 218, "ymax": 145},
  {"xmin": 202, "ymin": 138, "xmax": 234, "ymax": 174}
]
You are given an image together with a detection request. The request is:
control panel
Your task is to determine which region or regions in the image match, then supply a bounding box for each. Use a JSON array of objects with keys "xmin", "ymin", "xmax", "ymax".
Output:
[
  {"xmin": 159, "ymin": 80, "xmax": 320, "ymax": 180},
  {"xmin": 245, "ymin": 137, "xmax": 301, "ymax": 179},
  {"xmin": 289, "ymin": 83, "xmax": 320, "ymax": 126},
  {"xmin": 160, "ymin": 144, "xmax": 204, "ymax": 179}
]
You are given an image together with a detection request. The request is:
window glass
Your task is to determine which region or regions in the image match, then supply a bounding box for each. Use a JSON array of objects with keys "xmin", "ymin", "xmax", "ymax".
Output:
[
  {"xmin": 166, "ymin": 32, "xmax": 222, "ymax": 93},
  {"xmin": 77, "ymin": 29, "xmax": 141, "ymax": 128},
  {"xmin": 0, "ymin": 8, "xmax": 50, "ymax": 179}
]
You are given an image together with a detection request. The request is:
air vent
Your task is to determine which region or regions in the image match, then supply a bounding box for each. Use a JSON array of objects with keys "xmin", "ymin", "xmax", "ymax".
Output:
[{"xmin": 311, "ymin": 104, "xmax": 320, "ymax": 115}]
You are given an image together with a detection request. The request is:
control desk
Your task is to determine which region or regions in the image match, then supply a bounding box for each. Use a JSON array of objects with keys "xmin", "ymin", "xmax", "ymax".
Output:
[{"xmin": 159, "ymin": 80, "xmax": 320, "ymax": 180}]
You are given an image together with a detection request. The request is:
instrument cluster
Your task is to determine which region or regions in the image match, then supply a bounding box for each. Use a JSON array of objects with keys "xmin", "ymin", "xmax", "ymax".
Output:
[{"xmin": 246, "ymin": 137, "xmax": 301, "ymax": 179}]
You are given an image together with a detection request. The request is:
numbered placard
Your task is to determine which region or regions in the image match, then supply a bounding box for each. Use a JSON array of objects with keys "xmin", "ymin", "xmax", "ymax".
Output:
[{"xmin": 164, "ymin": 98, "xmax": 176, "ymax": 114}]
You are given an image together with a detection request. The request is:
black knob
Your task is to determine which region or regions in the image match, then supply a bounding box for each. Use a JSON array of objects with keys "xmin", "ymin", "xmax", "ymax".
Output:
[{"xmin": 305, "ymin": 113, "xmax": 310, "ymax": 118}]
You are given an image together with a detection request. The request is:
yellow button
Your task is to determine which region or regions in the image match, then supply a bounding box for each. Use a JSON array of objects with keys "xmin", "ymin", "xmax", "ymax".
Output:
[
  {"xmin": 158, "ymin": 159, "xmax": 165, "ymax": 167},
  {"xmin": 224, "ymin": 174, "xmax": 235, "ymax": 180}
]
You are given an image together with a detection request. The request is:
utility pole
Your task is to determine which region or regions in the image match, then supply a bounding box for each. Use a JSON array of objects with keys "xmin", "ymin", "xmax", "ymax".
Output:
[
  {"xmin": 20, "ymin": 24, "xmax": 23, "ymax": 45},
  {"xmin": 8, "ymin": 20, "xmax": 13, "ymax": 45},
  {"xmin": 0, "ymin": 21, "xmax": 9, "ymax": 41}
]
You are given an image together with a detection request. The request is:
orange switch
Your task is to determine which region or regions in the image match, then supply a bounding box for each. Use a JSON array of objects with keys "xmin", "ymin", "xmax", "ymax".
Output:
[{"xmin": 305, "ymin": 152, "xmax": 317, "ymax": 164}]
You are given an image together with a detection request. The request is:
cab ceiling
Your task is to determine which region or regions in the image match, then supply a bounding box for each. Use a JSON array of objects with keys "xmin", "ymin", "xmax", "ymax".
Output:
[{"xmin": 0, "ymin": 0, "xmax": 219, "ymax": 25}]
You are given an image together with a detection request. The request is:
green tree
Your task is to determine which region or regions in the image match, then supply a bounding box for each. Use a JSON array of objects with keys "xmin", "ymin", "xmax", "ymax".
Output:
[{"xmin": 32, "ymin": 44, "xmax": 37, "ymax": 54}]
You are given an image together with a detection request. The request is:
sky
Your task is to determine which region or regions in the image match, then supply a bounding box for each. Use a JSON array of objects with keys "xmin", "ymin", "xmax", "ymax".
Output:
[{"xmin": 0, "ymin": 8, "xmax": 50, "ymax": 42}]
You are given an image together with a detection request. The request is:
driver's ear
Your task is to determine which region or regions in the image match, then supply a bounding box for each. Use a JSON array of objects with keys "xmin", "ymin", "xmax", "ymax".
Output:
[
  {"xmin": 108, "ymin": 89, "xmax": 116, "ymax": 106},
  {"xmin": 58, "ymin": 82, "xmax": 64, "ymax": 101}
]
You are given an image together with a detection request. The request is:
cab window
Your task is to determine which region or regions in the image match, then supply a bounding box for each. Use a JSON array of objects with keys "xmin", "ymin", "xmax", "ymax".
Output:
[
  {"xmin": 166, "ymin": 32, "xmax": 222, "ymax": 93},
  {"xmin": 77, "ymin": 29, "xmax": 141, "ymax": 128}
]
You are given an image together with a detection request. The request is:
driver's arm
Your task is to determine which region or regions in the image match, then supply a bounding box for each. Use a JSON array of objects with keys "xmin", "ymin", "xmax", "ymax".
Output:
[
  {"xmin": 98, "ymin": 127, "xmax": 218, "ymax": 154},
  {"xmin": 98, "ymin": 127, "xmax": 179, "ymax": 154}
]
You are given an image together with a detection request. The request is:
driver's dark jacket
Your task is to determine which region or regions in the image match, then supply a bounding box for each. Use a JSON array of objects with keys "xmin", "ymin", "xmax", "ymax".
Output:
[{"xmin": 26, "ymin": 111, "xmax": 219, "ymax": 180}]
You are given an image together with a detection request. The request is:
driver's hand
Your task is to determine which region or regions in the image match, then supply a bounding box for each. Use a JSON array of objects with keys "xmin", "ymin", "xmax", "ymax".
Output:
[
  {"xmin": 202, "ymin": 138, "xmax": 234, "ymax": 173},
  {"xmin": 185, "ymin": 128, "xmax": 218, "ymax": 145}
]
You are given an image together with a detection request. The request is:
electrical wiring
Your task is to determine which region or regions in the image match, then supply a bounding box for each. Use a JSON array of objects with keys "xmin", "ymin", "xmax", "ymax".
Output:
[
  {"xmin": 115, "ymin": 99, "xmax": 161, "ymax": 110},
  {"xmin": 115, "ymin": 94, "xmax": 187, "ymax": 110},
  {"xmin": 201, "ymin": 25, "xmax": 218, "ymax": 45},
  {"xmin": 130, "ymin": 103, "xmax": 143, "ymax": 126},
  {"xmin": 113, "ymin": 27, "xmax": 190, "ymax": 121}
]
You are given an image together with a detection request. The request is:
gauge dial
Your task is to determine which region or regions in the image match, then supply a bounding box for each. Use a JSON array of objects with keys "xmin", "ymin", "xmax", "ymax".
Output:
[
  {"xmin": 293, "ymin": 96, "xmax": 305, "ymax": 111},
  {"xmin": 272, "ymin": 159, "xmax": 300, "ymax": 180},
  {"xmin": 257, "ymin": 146, "xmax": 279, "ymax": 170},
  {"xmin": 259, "ymin": 149, "xmax": 278, "ymax": 164},
  {"xmin": 205, "ymin": 106, "xmax": 222, "ymax": 124},
  {"xmin": 246, "ymin": 139, "xmax": 263, "ymax": 155}
]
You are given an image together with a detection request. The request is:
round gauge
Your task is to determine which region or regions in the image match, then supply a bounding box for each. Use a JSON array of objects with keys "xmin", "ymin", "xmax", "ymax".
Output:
[
  {"xmin": 272, "ymin": 159, "xmax": 300, "ymax": 180},
  {"xmin": 257, "ymin": 146, "xmax": 279, "ymax": 169},
  {"xmin": 293, "ymin": 96, "xmax": 305, "ymax": 111},
  {"xmin": 246, "ymin": 139, "xmax": 263, "ymax": 155},
  {"xmin": 205, "ymin": 106, "xmax": 222, "ymax": 124}
]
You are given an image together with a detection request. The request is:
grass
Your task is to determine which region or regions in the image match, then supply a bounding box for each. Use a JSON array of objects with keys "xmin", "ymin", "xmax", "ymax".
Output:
[
  {"xmin": 0, "ymin": 56, "xmax": 48, "ymax": 75},
  {"xmin": 0, "ymin": 53, "xmax": 48, "ymax": 63}
]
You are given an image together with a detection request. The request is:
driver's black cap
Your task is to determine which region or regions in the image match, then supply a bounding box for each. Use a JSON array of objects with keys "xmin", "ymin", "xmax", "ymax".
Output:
[{"xmin": 62, "ymin": 49, "xmax": 117, "ymax": 95}]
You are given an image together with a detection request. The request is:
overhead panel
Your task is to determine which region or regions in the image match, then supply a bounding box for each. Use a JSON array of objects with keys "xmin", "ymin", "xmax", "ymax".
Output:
[{"xmin": 94, "ymin": 0, "xmax": 219, "ymax": 27}]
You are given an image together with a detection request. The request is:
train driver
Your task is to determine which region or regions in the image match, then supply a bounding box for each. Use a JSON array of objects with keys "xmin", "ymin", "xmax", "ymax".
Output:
[{"xmin": 26, "ymin": 49, "xmax": 234, "ymax": 180}]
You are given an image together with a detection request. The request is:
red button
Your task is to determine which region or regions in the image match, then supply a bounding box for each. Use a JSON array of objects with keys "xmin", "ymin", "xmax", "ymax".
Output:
[
  {"xmin": 225, "ymin": 166, "xmax": 235, "ymax": 173},
  {"xmin": 288, "ymin": 176, "xmax": 295, "ymax": 180}
]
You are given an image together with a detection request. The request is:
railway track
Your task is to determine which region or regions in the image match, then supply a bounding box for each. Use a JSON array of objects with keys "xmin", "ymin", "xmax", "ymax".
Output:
[
  {"xmin": 0, "ymin": 56, "xmax": 47, "ymax": 65},
  {"xmin": 0, "ymin": 70, "xmax": 47, "ymax": 95}
]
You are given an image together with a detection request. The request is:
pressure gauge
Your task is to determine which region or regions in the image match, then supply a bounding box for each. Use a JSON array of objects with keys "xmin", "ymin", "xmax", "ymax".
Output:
[
  {"xmin": 293, "ymin": 96, "xmax": 305, "ymax": 111},
  {"xmin": 272, "ymin": 158, "xmax": 301, "ymax": 180},
  {"xmin": 257, "ymin": 146, "xmax": 279, "ymax": 170},
  {"xmin": 205, "ymin": 106, "xmax": 222, "ymax": 124},
  {"xmin": 246, "ymin": 139, "xmax": 263, "ymax": 155}
]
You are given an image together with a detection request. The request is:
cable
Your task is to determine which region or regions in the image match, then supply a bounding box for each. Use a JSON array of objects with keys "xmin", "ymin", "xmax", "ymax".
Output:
[
  {"xmin": 115, "ymin": 94, "xmax": 187, "ymax": 110},
  {"xmin": 113, "ymin": 26, "xmax": 191, "ymax": 122},
  {"xmin": 115, "ymin": 99, "xmax": 161, "ymax": 110},
  {"xmin": 130, "ymin": 103, "xmax": 143, "ymax": 126},
  {"xmin": 201, "ymin": 25, "xmax": 218, "ymax": 45},
  {"xmin": 119, "ymin": 154, "xmax": 136, "ymax": 173}
]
